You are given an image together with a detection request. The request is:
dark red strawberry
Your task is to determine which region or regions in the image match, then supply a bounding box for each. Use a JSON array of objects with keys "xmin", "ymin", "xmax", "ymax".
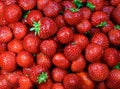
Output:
[
  {"xmin": 0, "ymin": 51, "xmax": 16, "ymax": 72},
  {"xmin": 0, "ymin": 26, "xmax": 12, "ymax": 43},
  {"xmin": 23, "ymin": 33, "xmax": 41, "ymax": 54},
  {"xmin": 36, "ymin": 52, "xmax": 52, "ymax": 69},
  {"xmin": 4, "ymin": 4, "xmax": 22, "ymax": 23},
  {"xmin": 95, "ymin": 82, "xmax": 108, "ymax": 89},
  {"xmin": 52, "ymin": 67, "xmax": 67, "ymax": 82},
  {"xmin": 52, "ymin": 83, "xmax": 65, "ymax": 89},
  {"xmin": 0, "ymin": 42, "xmax": 6, "ymax": 54},
  {"xmin": 3, "ymin": 0, "xmax": 17, "ymax": 5},
  {"xmin": 90, "ymin": 27, "xmax": 101, "ymax": 35},
  {"xmin": 18, "ymin": 0, "xmax": 36, "ymax": 10},
  {"xmin": 52, "ymin": 53, "xmax": 70, "ymax": 69},
  {"xmin": 27, "ymin": 10, "xmax": 43, "ymax": 26},
  {"xmin": 63, "ymin": 74, "xmax": 80, "ymax": 89},
  {"xmin": 110, "ymin": 0, "xmax": 120, "ymax": 6},
  {"xmin": 88, "ymin": 62, "xmax": 109, "ymax": 81}
]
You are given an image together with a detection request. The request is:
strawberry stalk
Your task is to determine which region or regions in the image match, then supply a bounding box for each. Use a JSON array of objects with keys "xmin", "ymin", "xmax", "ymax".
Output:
[
  {"xmin": 86, "ymin": 2, "xmax": 95, "ymax": 11},
  {"xmin": 96, "ymin": 21, "xmax": 107, "ymax": 27},
  {"xmin": 69, "ymin": 8, "xmax": 79, "ymax": 12},
  {"xmin": 37, "ymin": 72, "xmax": 48, "ymax": 84},
  {"xmin": 114, "ymin": 25, "xmax": 120, "ymax": 30},
  {"xmin": 73, "ymin": 0, "xmax": 84, "ymax": 9},
  {"xmin": 114, "ymin": 63, "xmax": 120, "ymax": 69}
]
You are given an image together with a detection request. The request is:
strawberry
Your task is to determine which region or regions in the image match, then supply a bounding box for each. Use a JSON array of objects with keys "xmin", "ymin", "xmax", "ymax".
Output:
[
  {"xmin": 0, "ymin": 51, "xmax": 16, "ymax": 72},
  {"xmin": 76, "ymin": 19, "xmax": 92, "ymax": 34},
  {"xmin": 40, "ymin": 40, "xmax": 57, "ymax": 57},
  {"xmin": 43, "ymin": 1, "xmax": 62, "ymax": 17},
  {"xmin": 95, "ymin": 82, "xmax": 108, "ymax": 89},
  {"xmin": 23, "ymin": 67, "xmax": 33, "ymax": 76},
  {"xmin": 85, "ymin": 43, "xmax": 103, "ymax": 62},
  {"xmin": 0, "ymin": 1, "xmax": 5, "ymax": 16},
  {"xmin": 16, "ymin": 51, "xmax": 34, "ymax": 68},
  {"xmin": 63, "ymin": 74, "xmax": 81, "ymax": 89},
  {"xmin": 30, "ymin": 17, "xmax": 58, "ymax": 39},
  {"xmin": 89, "ymin": 27, "xmax": 101, "ymax": 35},
  {"xmin": 18, "ymin": 0, "xmax": 36, "ymax": 10},
  {"xmin": 51, "ymin": 67, "xmax": 67, "ymax": 82},
  {"xmin": 52, "ymin": 83, "xmax": 65, "ymax": 89},
  {"xmin": 7, "ymin": 39, "xmax": 24, "ymax": 54},
  {"xmin": 26, "ymin": 10, "xmax": 43, "ymax": 26},
  {"xmin": 110, "ymin": 0, "xmax": 120, "ymax": 6},
  {"xmin": 103, "ymin": 48, "xmax": 119, "ymax": 67},
  {"xmin": 0, "ymin": 42, "xmax": 6, "ymax": 54},
  {"xmin": 23, "ymin": 33, "xmax": 41, "ymax": 54},
  {"xmin": 108, "ymin": 29, "xmax": 120, "ymax": 46},
  {"xmin": 64, "ymin": 43, "xmax": 82, "ymax": 61},
  {"xmin": 71, "ymin": 55, "xmax": 86, "ymax": 72},
  {"xmin": 52, "ymin": 53, "xmax": 70, "ymax": 69},
  {"xmin": 19, "ymin": 75, "xmax": 33, "ymax": 89},
  {"xmin": 61, "ymin": 1, "xmax": 76, "ymax": 9},
  {"xmin": 88, "ymin": 62, "xmax": 109, "ymax": 81},
  {"xmin": 3, "ymin": 0, "xmax": 17, "ymax": 5},
  {"xmin": 36, "ymin": 52, "xmax": 52, "ymax": 69},
  {"xmin": 57, "ymin": 27, "xmax": 74, "ymax": 44},
  {"xmin": 0, "ymin": 15, "xmax": 8, "ymax": 26},
  {"xmin": 106, "ymin": 69, "xmax": 120, "ymax": 89},
  {"xmin": 0, "ymin": 26, "xmax": 12, "ymax": 43},
  {"xmin": 91, "ymin": 33, "xmax": 109, "ymax": 49},
  {"xmin": 4, "ymin": 4, "xmax": 22, "ymax": 23}
]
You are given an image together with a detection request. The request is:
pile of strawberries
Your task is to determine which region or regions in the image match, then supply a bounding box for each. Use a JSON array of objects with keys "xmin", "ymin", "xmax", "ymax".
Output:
[{"xmin": 0, "ymin": 0, "xmax": 120, "ymax": 89}]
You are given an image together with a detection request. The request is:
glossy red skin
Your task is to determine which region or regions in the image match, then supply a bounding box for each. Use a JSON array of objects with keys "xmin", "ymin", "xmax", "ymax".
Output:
[
  {"xmin": 4, "ymin": 0, "xmax": 17, "ymax": 5},
  {"xmin": 91, "ymin": 33, "xmax": 109, "ymax": 49},
  {"xmin": 63, "ymin": 74, "xmax": 80, "ymax": 89},
  {"xmin": 0, "ymin": 51, "xmax": 16, "ymax": 72},
  {"xmin": 106, "ymin": 69, "xmax": 120, "ymax": 89},
  {"xmin": 64, "ymin": 43, "xmax": 82, "ymax": 61},
  {"xmin": 71, "ymin": 55, "xmax": 86, "ymax": 72},
  {"xmin": 88, "ymin": 0, "xmax": 104, "ymax": 11},
  {"xmin": 52, "ymin": 67, "xmax": 67, "ymax": 82},
  {"xmin": 52, "ymin": 83, "xmax": 65, "ymax": 89},
  {"xmin": 108, "ymin": 29, "xmax": 120, "ymax": 46},
  {"xmin": 0, "ymin": 26, "xmax": 12, "ymax": 43},
  {"xmin": 52, "ymin": 53, "xmax": 70, "ymax": 69},
  {"xmin": 73, "ymin": 34, "xmax": 89, "ymax": 50},
  {"xmin": 91, "ymin": 11, "xmax": 108, "ymax": 27},
  {"xmin": 90, "ymin": 27, "xmax": 101, "ymax": 35},
  {"xmin": 7, "ymin": 39, "xmax": 24, "ymax": 53},
  {"xmin": 88, "ymin": 63, "xmax": 109, "ymax": 81},
  {"xmin": 77, "ymin": 72, "xmax": 95, "ymax": 89},
  {"xmin": 36, "ymin": 52, "xmax": 52, "ymax": 69},
  {"xmin": 40, "ymin": 40, "xmax": 57, "ymax": 57},
  {"xmin": 57, "ymin": 27, "xmax": 74, "ymax": 44},
  {"xmin": 76, "ymin": 19, "xmax": 92, "ymax": 34},
  {"xmin": 43, "ymin": 1, "xmax": 62, "ymax": 17},
  {"xmin": 23, "ymin": 33, "xmax": 41, "ymax": 54},
  {"xmin": 27, "ymin": 10, "xmax": 43, "ymax": 26},
  {"xmin": 64, "ymin": 9, "xmax": 83, "ymax": 26},
  {"xmin": 95, "ymin": 82, "xmax": 108, "ymax": 89},
  {"xmin": 0, "ymin": 42, "xmax": 6, "ymax": 54},
  {"xmin": 18, "ymin": 0, "xmax": 36, "ymax": 10},
  {"xmin": 79, "ymin": 7, "xmax": 91, "ymax": 20},
  {"xmin": 19, "ymin": 75, "xmax": 33, "ymax": 89},
  {"xmin": 110, "ymin": 0, "xmax": 120, "ymax": 6},
  {"xmin": 61, "ymin": 1, "xmax": 76, "ymax": 9},
  {"xmin": 85, "ymin": 43, "xmax": 103, "ymax": 62},
  {"xmin": 4, "ymin": 4, "xmax": 22, "ymax": 23},
  {"xmin": 16, "ymin": 51, "xmax": 34, "ymax": 68},
  {"xmin": 103, "ymin": 48, "xmax": 119, "ymax": 67},
  {"xmin": 111, "ymin": 7, "xmax": 120, "ymax": 25}
]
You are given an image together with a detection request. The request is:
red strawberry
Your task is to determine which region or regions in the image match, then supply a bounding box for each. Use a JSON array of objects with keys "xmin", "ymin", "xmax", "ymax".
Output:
[
  {"xmin": 0, "ymin": 26, "xmax": 12, "ymax": 43},
  {"xmin": 4, "ymin": 4, "xmax": 22, "ymax": 23},
  {"xmin": 7, "ymin": 39, "xmax": 24, "ymax": 54},
  {"xmin": 19, "ymin": 75, "xmax": 33, "ymax": 89},
  {"xmin": 108, "ymin": 29, "xmax": 120, "ymax": 46},
  {"xmin": 0, "ymin": 42, "xmax": 6, "ymax": 54},
  {"xmin": 3, "ymin": 0, "xmax": 17, "ymax": 5},
  {"xmin": 85, "ymin": 43, "xmax": 103, "ymax": 62},
  {"xmin": 30, "ymin": 17, "xmax": 58, "ymax": 39},
  {"xmin": 91, "ymin": 33, "xmax": 109, "ymax": 49},
  {"xmin": 52, "ymin": 53, "xmax": 70, "ymax": 69},
  {"xmin": 103, "ymin": 48, "xmax": 119, "ymax": 67},
  {"xmin": 71, "ymin": 55, "xmax": 86, "ymax": 72},
  {"xmin": 18, "ymin": 0, "xmax": 36, "ymax": 10},
  {"xmin": 0, "ymin": 51, "xmax": 16, "ymax": 72},
  {"xmin": 23, "ymin": 33, "xmax": 41, "ymax": 54},
  {"xmin": 0, "ymin": 15, "xmax": 8, "ymax": 26},
  {"xmin": 110, "ymin": 0, "xmax": 120, "ymax": 6},
  {"xmin": 23, "ymin": 67, "xmax": 33, "ymax": 76},
  {"xmin": 88, "ymin": 62, "xmax": 109, "ymax": 81},
  {"xmin": 63, "ymin": 74, "xmax": 81, "ymax": 89},
  {"xmin": 52, "ymin": 83, "xmax": 65, "ymax": 89},
  {"xmin": 90, "ymin": 27, "xmax": 101, "ymax": 35},
  {"xmin": 36, "ymin": 52, "xmax": 52, "ymax": 69},
  {"xmin": 95, "ymin": 82, "xmax": 108, "ymax": 89},
  {"xmin": 57, "ymin": 27, "xmax": 74, "ymax": 44},
  {"xmin": 26, "ymin": 10, "xmax": 43, "ymax": 26},
  {"xmin": 106, "ymin": 69, "xmax": 120, "ymax": 89},
  {"xmin": 76, "ymin": 19, "xmax": 92, "ymax": 34},
  {"xmin": 51, "ymin": 67, "xmax": 67, "ymax": 82},
  {"xmin": 0, "ymin": 1, "xmax": 5, "ymax": 16}
]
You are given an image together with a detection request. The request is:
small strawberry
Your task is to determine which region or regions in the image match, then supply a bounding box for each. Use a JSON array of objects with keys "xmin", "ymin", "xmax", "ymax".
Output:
[
  {"xmin": 57, "ymin": 27, "xmax": 74, "ymax": 44},
  {"xmin": 51, "ymin": 67, "xmax": 67, "ymax": 82},
  {"xmin": 52, "ymin": 53, "xmax": 70, "ymax": 69},
  {"xmin": 110, "ymin": 0, "xmax": 120, "ymax": 6},
  {"xmin": 52, "ymin": 83, "xmax": 65, "ymax": 89},
  {"xmin": 88, "ymin": 62, "xmax": 109, "ymax": 81},
  {"xmin": 61, "ymin": 1, "xmax": 76, "ymax": 9},
  {"xmin": 0, "ymin": 42, "xmax": 6, "ymax": 54}
]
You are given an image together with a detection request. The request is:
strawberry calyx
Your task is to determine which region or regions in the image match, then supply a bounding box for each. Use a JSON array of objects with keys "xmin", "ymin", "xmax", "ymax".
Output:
[
  {"xmin": 37, "ymin": 72, "xmax": 48, "ymax": 84},
  {"xmin": 114, "ymin": 25, "xmax": 120, "ymax": 30},
  {"xmin": 73, "ymin": 0, "xmax": 84, "ymax": 9},
  {"xmin": 96, "ymin": 21, "xmax": 107, "ymax": 27},
  {"xmin": 69, "ymin": 8, "xmax": 79, "ymax": 12},
  {"xmin": 23, "ymin": 10, "xmax": 30, "ymax": 18},
  {"xmin": 114, "ymin": 63, "xmax": 120, "ymax": 69},
  {"xmin": 86, "ymin": 2, "xmax": 95, "ymax": 11}
]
